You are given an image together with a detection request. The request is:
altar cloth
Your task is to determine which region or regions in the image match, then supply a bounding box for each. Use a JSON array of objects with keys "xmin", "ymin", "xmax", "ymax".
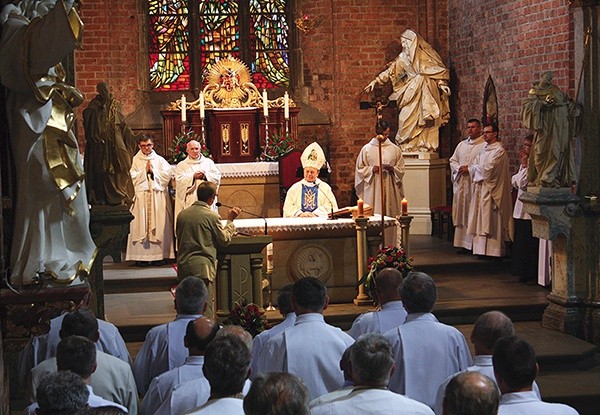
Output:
[{"xmin": 217, "ymin": 162, "xmax": 279, "ymax": 178}]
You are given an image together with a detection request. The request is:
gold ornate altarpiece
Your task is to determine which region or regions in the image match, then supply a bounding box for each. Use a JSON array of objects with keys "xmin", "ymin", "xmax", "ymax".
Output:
[{"xmin": 161, "ymin": 56, "xmax": 298, "ymax": 164}]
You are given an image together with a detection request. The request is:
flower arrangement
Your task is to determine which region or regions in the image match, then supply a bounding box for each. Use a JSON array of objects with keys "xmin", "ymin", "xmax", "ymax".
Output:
[
  {"xmin": 223, "ymin": 299, "xmax": 269, "ymax": 337},
  {"xmin": 260, "ymin": 131, "xmax": 296, "ymax": 161},
  {"xmin": 169, "ymin": 129, "xmax": 212, "ymax": 164},
  {"xmin": 359, "ymin": 245, "xmax": 413, "ymax": 303}
]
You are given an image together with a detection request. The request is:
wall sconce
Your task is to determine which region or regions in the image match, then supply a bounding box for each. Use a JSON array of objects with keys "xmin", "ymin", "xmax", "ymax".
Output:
[{"xmin": 295, "ymin": 13, "xmax": 323, "ymax": 34}]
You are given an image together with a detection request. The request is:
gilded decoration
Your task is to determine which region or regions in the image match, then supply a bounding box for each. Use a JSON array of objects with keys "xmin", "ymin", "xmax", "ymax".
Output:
[{"xmin": 166, "ymin": 55, "xmax": 295, "ymax": 111}]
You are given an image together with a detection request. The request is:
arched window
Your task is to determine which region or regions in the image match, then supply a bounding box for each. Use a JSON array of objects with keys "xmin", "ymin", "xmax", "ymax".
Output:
[{"xmin": 148, "ymin": 0, "xmax": 290, "ymax": 92}]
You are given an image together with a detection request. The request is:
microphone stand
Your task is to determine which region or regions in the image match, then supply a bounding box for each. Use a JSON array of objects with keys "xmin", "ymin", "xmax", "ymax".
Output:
[
  {"xmin": 316, "ymin": 183, "xmax": 337, "ymax": 220},
  {"xmin": 216, "ymin": 202, "xmax": 267, "ymax": 235}
]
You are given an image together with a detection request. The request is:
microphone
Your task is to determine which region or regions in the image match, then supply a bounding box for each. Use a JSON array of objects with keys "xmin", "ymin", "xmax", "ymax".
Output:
[
  {"xmin": 316, "ymin": 183, "xmax": 337, "ymax": 220},
  {"xmin": 216, "ymin": 202, "xmax": 268, "ymax": 235}
]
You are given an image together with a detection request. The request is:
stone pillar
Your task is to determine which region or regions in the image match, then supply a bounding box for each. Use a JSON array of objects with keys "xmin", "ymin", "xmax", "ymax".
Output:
[
  {"xmin": 521, "ymin": 187, "xmax": 600, "ymax": 343},
  {"xmin": 88, "ymin": 205, "xmax": 133, "ymax": 319},
  {"xmin": 402, "ymin": 154, "xmax": 448, "ymax": 235}
]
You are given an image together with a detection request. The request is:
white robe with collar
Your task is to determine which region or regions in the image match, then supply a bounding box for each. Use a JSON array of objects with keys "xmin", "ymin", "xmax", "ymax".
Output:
[
  {"xmin": 499, "ymin": 391, "xmax": 579, "ymax": 415},
  {"xmin": 383, "ymin": 312, "xmax": 472, "ymax": 409},
  {"xmin": 282, "ymin": 178, "xmax": 338, "ymax": 218},
  {"xmin": 355, "ymin": 138, "xmax": 405, "ymax": 216},
  {"xmin": 126, "ymin": 150, "xmax": 175, "ymax": 260},
  {"xmin": 468, "ymin": 141, "xmax": 513, "ymax": 257},
  {"xmin": 310, "ymin": 387, "xmax": 434, "ymax": 415},
  {"xmin": 256, "ymin": 313, "xmax": 354, "ymax": 400},
  {"xmin": 346, "ymin": 300, "xmax": 407, "ymax": 340},
  {"xmin": 433, "ymin": 355, "xmax": 542, "ymax": 415},
  {"xmin": 174, "ymin": 156, "xmax": 221, "ymax": 223},
  {"xmin": 250, "ymin": 312, "xmax": 296, "ymax": 379},
  {"xmin": 133, "ymin": 313, "xmax": 202, "ymax": 395},
  {"xmin": 449, "ymin": 136, "xmax": 486, "ymax": 249},
  {"xmin": 140, "ymin": 355, "xmax": 205, "ymax": 415}
]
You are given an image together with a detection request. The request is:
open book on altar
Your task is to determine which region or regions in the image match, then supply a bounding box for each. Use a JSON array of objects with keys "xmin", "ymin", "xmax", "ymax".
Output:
[{"xmin": 328, "ymin": 204, "xmax": 374, "ymax": 219}]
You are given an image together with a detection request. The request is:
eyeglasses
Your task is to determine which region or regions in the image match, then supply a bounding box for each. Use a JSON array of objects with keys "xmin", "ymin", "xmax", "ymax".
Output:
[{"xmin": 139, "ymin": 144, "xmax": 153, "ymax": 147}]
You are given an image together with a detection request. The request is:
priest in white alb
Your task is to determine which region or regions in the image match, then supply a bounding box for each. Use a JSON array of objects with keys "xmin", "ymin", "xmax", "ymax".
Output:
[
  {"xmin": 355, "ymin": 120, "xmax": 405, "ymax": 216},
  {"xmin": 449, "ymin": 118, "xmax": 486, "ymax": 251},
  {"xmin": 126, "ymin": 136, "xmax": 175, "ymax": 265},
  {"xmin": 174, "ymin": 140, "xmax": 221, "ymax": 223},
  {"xmin": 283, "ymin": 142, "xmax": 338, "ymax": 218},
  {"xmin": 467, "ymin": 124, "xmax": 513, "ymax": 258}
]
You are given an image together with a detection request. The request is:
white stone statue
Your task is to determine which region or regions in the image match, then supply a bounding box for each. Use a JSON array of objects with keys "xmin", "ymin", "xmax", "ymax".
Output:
[
  {"xmin": 1, "ymin": 0, "xmax": 96, "ymax": 286},
  {"xmin": 365, "ymin": 29, "xmax": 451, "ymax": 152}
]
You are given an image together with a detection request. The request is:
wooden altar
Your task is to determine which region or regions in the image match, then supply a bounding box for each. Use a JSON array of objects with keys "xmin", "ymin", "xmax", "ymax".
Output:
[
  {"xmin": 232, "ymin": 216, "xmax": 400, "ymax": 304},
  {"xmin": 160, "ymin": 107, "xmax": 300, "ymax": 164}
]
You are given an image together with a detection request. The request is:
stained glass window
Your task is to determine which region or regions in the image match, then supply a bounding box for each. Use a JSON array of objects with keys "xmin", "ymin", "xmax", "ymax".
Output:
[{"xmin": 148, "ymin": 0, "xmax": 289, "ymax": 92}]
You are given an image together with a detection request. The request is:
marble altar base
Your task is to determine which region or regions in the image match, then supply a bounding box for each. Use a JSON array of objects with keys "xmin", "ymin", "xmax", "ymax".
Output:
[
  {"xmin": 216, "ymin": 162, "xmax": 281, "ymax": 219},
  {"xmin": 233, "ymin": 216, "xmax": 400, "ymax": 303},
  {"xmin": 402, "ymin": 156, "xmax": 448, "ymax": 235}
]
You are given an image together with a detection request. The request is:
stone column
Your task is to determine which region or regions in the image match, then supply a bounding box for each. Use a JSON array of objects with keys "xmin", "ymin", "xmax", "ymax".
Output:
[{"xmin": 521, "ymin": 187, "xmax": 600, "ymax": 343}]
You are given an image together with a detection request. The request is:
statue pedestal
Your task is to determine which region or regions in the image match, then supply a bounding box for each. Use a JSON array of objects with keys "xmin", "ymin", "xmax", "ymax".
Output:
[
  {"xmin": 522, "ymin": 187, "xmax": 600, "ymax": 344},
  {"xmin": 402, "ymin": 155, "xmax": 448, "ymax": 235},
  {"xmin": 89, "ymin": 205, "xmax": 134, "ymax": 319}
]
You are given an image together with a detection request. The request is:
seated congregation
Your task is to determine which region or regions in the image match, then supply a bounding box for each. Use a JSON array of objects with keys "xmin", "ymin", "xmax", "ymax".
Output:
[{"xmin": 22, "ymin": 272, "xmax": 579, "ymax": 415}]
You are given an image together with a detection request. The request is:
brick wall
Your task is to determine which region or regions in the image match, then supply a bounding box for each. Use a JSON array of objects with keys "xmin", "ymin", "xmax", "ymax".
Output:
[
  {"xmin": 299, "ymin": 0, "xmax": 448, "ymax": 205},
  {"xmin": 74, "ymin": 0, "xmax": 141, "ymax": 143},
  {"xmin": 74, "ymin": 0, "xmax": 449, "ymax": 207},
  {"xmin": 447, "ymin": 0, "xmax": 574, "ymax": 173}
]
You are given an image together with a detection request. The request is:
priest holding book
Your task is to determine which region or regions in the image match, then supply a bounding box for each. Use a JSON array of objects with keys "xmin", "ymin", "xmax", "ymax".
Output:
[{"xmin": 283, "ymin": 142, "xmax": 338, "ymax": 218}]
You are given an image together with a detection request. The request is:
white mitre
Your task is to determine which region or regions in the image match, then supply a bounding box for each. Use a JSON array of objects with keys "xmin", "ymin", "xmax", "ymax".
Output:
[{"xmin": 301, "ymin": 142, "xmax": 326, "ymax": 170}]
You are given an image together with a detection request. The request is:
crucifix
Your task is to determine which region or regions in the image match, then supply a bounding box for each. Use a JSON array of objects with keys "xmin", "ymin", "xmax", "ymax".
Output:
[{"xmin": 359, "ymin": 89, "xmax": 397, "ymax": 247}]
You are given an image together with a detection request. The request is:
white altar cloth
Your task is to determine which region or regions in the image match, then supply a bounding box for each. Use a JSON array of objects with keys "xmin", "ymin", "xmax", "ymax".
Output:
[
  {"xmin": 217, "ymin": 162, "xmax": 279, "ymax": 178},
  {"xmin": 226, "ymin": 215, "xmax": 400, "ymax": 303},
  {"xmin": 232, "ymin": 215, "xmax": 401, "ymax": 248}
]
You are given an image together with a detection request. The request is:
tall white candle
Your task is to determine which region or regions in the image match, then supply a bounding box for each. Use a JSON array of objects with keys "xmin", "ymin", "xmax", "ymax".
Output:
[
  {"xmin": 262, "ymin": 89, "xmax": 268, "ymax": 117},
  {"xmin": 284, "ymin": 91, "xmax": 289, "ymax": 119},
  {"xmin": 199, "ymin": 92, "xmax": 205, "ymax": 119},
  {"xmin": 181, "ymin": 94, "xmax": 186, "ymax": 122},
  {"xmin": 266, "ymin": 243, "xmax": 274, "ymax": 272}
]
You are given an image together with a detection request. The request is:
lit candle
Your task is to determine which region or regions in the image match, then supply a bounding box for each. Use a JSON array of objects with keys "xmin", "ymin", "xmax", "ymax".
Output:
[
  {"xmin": 266, "ymin": 243, "xmax": 274, "ymax": 272},
  {"xmin": 357, "ymin": 198, "xmax": 364, "ymax": 217},
  {"xmin": 401, "ymin": 198, "xmax": 408, "ymax": 215},
  {"xmin": 38, "ymin": 258, "xmax": 45, "ymax": 273},
  {"xmin": 199, "ymin": 92, "xmax": 205, "ymax": 119},
  {"xmin": 284, "ymin": 91, "xmax": 289, "ymax": 119},
  {"xmin": 181, "ymin": 94, "xmax": 186, "ymax": 122},
  {"xmin": 262, "ymin": 89, "xmax": 269, "ymax": 117}
]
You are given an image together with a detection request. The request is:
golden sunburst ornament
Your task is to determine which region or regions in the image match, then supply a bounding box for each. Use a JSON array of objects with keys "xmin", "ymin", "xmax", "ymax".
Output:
[{"xmin": 207, "ymin": 56, "xmax": 252, "ymax": 106}]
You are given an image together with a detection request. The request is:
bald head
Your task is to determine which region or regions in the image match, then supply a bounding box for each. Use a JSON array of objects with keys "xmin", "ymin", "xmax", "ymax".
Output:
[
  {"xmin": 184, "ymin": 316, "xmax": 219, "ymax": 355},
  {"xmin": 217, "ymin": 325, "xmax": 253, "ymax": 353},
  {"xmin": 444, "ymin": 371, "xmax": 499, "ymax": 415},
  {"xmin": 471, "ymin": 311, "xmax": 514, "ymax": 355},
  {"xmin": 375, "ymin": 268, "xmax": 404, "ymax": 304}
]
